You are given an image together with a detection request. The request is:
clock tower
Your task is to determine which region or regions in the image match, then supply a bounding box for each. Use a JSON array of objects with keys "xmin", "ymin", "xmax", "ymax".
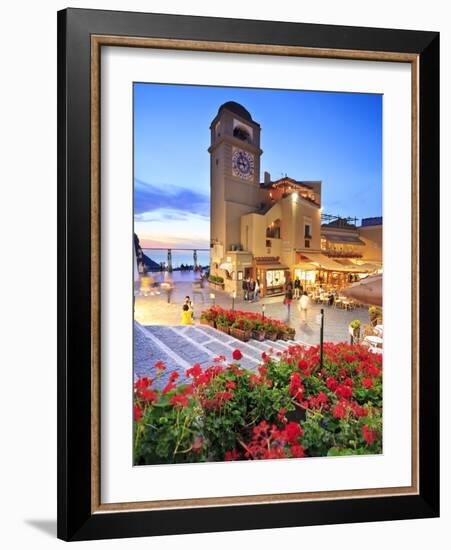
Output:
[{"xmin": 208, "ymin": 102, "xmax": 263, "ymax": 257}]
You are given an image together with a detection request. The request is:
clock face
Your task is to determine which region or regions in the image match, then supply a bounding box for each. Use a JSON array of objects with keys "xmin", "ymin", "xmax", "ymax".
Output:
[{"xmin": 232, "ymin": 148, "xmax": 254, "ymax": 180}]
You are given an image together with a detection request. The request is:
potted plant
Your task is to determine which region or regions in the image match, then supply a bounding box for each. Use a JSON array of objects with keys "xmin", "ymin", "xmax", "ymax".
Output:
[
  {"xmin": 252, "ymin": 319, "xmax": 266, "ymax": 341},
  {"xmin": 287, "ymin": 327, "xmax": 296, "ymax": 340},
  {"xmin": 278, "ymin": 324, "xmax": 291, "ymax": 341},
  {"xmin": 368, "ymin": 306, "xmax": 382, "ymax": 327},
  {"xmin": 230, "ymin": 317, "xmax": 252, "ymax": 342},
  {"xmin": 264, "ymin": 321, "xmax": 278, "ymax": 341},
  {"xmin": 216, "ymin": 313, "xmax": 231, "ymax": 335},
  {"xmin": 348, "ymin": 319, "xmax": 361, "ymax": 343},
  {"xmin": 200, "ymin": 307, "xmax": 217, "ymax": 328}
]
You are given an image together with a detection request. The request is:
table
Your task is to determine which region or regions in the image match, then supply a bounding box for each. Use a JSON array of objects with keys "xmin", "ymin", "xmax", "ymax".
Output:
[
  {"xmin": 374, "ymin": 324, "xmax": 384, "ymax": 335},
  {"xmin": 365, "ymin": 335, "xmax": 383, "ymax": 347}
]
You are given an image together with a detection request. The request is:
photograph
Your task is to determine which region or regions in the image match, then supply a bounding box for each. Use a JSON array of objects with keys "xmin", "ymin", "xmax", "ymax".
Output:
[{"xmin": 132, "ymin": 83, "xmax": 384, "ymax": 465}]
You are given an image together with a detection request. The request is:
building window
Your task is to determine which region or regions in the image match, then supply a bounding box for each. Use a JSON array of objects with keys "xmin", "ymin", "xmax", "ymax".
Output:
[
  {"xmin": 266, "ymin": 219, "xmax": 281, "ymax": 239},
  {"xmin": 304, "ymin": 224, "xmax": 312, "ymax": 239},
  {"xmin": 305, "ymin": 239, "xmax": 310, "ymax": 248},
  {"xmin": 233, "ymin": 126, "xmax": 250, "ymax": 142}
]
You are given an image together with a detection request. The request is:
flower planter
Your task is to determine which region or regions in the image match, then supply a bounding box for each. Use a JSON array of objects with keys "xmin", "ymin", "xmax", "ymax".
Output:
[
  {"xmin": 200, "ymin": 318, "xmax": 215, "ymax": 328},
  {"xmin": 266, "ymin": 331, "xmax": 277, "ymax": 341},
  {"xmin": 280, "ymin": 333, "xmax": 291, "ymax": 341},
  {"xmin": 252, "ymin": 330, "xmax": 266, "ymax": 341},
  {"xmin": 216, "ymin": 324, "xmax": 230, "ymax": 335},
  {"xmin": 231, "ymin": 327, "xmax": 251, "ymax": 342}
]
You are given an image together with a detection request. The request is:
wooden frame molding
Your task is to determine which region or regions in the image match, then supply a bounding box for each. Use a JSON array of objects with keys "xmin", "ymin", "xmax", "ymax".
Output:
[{"xmin": 90, "ymin": 34, "xmax": 420, "ymax": 515}]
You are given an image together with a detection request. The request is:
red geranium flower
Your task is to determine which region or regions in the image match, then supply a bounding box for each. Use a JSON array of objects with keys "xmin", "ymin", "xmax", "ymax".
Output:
[
  {"xmin": 282, "ymin": 421, "xmax": 303, "ymax": 445},
  {"xmin": 290, "ymin": 444, "xmax": 305, "ymax": 458},
  {"xmin": 232, "ymin": 349, "xmax": 243, "ymax": 361},
  {"xmin": 186, "ymin": 363, "xmax": 202, "ymax": 378},
  {"xmin": 169, "ymin": 371, "xmax": 180, "ymax": 383},
  {"xmin": 362, "ymin": 424, "xmax": 378, "ymax": 445},
  {"xmin": 170, "ymin": 394, "xmax": 189, "ymax": 409},
  {"xmin": 326, "ymin": 377, "xmax": 337, "ymax": 391},
  {"xmin": 162, "ymin": 381, "xmax": 176, "ymax": 394},
  {"xmin": 225, "ymin": 448, "xmax": 240, "ymax": 461},
  {"xmin": 141, "ymin": 388, "xmax": 158, "ymax": 404},
  {"xmin": 154, "ymin": 360, "xmax": 166, "ymax": 371},
  {"xmin": 134, "ymin": 404, "xmax": 142, "ymax": 421},
  {"xmin": 362, "ymin": 378, "xmax": 374, "ymax": 389},
  {"xmin": 335, "ymin": 383, "xmax": 353, "ymax": 399},
  {"xmin": 333, "ymin": 402, "xmax": 347, "ymax": 419}
]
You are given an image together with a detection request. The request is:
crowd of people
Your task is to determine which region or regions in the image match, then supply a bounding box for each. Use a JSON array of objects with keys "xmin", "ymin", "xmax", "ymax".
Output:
[
  {"xmin": 241, "ymin": 277, "xmax": 261, "ymax": 302},
  {"xmin": 284, "ymin": 277, "xmax": 309, "ymax": 321}
]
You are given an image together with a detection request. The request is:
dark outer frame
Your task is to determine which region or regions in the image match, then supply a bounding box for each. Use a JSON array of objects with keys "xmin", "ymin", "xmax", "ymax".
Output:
[{"xmin": 57, "ymin": 8, "xmax": 439, "ymax": 541}]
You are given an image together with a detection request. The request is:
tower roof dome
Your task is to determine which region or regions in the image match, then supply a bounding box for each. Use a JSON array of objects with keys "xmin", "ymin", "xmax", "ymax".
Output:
[{"xmin": 217, "ymin": 101, "xmax": 253, "ymax": 122}]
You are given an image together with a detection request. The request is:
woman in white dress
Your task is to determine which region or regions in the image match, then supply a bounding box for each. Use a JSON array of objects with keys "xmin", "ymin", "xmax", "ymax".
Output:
[{"xmin": 298, "ymin": 291, "xmax": 309, "ymax": 322}]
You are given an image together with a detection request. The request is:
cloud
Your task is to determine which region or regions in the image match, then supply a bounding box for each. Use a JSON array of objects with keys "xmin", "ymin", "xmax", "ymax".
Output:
[
  {"xmin": 134, "ymin": 209, "xmax": 203, "ymax": 223},
  {"xmin": 139, "ymin": 235, "xmax": 210, "ymax": 250},
  {"xmin": 134, "ymin": 178, "xmax": 209, "ymax": 217}
]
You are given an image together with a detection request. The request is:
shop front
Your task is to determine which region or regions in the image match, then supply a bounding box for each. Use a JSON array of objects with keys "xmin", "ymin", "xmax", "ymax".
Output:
[
  {"xmin": 253, "ymin": 257, "xmax": 289, "ymax": 297},
  {"xmin": 295, "ymin": 252, "xmax": 366, "ymax": 291}
]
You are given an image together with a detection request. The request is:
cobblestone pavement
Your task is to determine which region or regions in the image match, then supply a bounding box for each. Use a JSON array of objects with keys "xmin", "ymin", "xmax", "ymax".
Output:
[
  {"xmin": 134, "ymin": 272, "xmax": 372, "ymax": 384},
  {"xmin": 135, "ymin": 276, "xmax": 371, "ymax": 346},
  {"xmin": 134, "ymin": 322, "xmax": 296, "ymax": 386}
]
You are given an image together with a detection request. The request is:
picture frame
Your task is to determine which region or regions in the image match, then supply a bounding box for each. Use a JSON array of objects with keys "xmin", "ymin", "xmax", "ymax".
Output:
[{"xmin": 57, "ymin": 7, "xmax": 439, "ymax": 541}]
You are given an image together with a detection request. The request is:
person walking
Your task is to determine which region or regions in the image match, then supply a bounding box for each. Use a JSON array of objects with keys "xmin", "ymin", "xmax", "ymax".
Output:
[
  {"xmin": 249, "ymin": 278, "xmax": 256, "ymax": 302},
  {"xmin": 253, "ymin": 278, "xmax": 260, "ymax": 302},
  {"xmin": 284, "ymin": 280, "xmax": 293, "ymax": 319},
  {"xmin": 242, "ymin": 277, "xmax": 249, "ymax": 301},
  {"xmin": 294, "ymin": 277, "xmax": 301, "ymax": 299},
  {"xmin": 298, "ymin": 291, "xmax": 309, "ymax": 322}
]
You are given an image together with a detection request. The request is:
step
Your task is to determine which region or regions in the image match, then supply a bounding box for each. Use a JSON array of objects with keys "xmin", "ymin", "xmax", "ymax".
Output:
[{"xmin": 134, "ymin": 322, "xmax": 310, "ymax": 384}]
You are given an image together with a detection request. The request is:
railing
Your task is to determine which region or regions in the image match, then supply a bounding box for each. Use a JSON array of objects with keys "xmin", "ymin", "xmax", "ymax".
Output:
[
  {"xmin": 142, "ymin": 247, "xmax": 210, "ymax": 272},
  {"xmin": 322, "ymin": 249, "xmax": 363, "ymax": 259}
]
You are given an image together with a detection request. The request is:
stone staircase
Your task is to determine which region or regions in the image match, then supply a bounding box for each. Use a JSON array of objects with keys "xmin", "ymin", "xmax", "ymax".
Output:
[{"xmin": 134, "ymin": 322, "xmax": 307, "ymax": 384}]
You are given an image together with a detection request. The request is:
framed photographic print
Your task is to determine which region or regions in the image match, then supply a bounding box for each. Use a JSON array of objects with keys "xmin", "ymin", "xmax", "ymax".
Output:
[{"xmin": 57, "ymin": 8, "xmax": 439, "ymax": 541}]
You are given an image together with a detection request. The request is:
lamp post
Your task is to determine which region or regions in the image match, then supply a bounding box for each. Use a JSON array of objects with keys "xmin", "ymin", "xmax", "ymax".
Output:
[
  {"xmin": 209, "ymin": 292, "xmax": 216, "ymax": 307},
  {"xmin": 319, "ymin": 308, "xmax": 324, "ymax": 370},
  {"xmin": 262, "ymin": 303, "xmax": 266, "ymax": 320}
]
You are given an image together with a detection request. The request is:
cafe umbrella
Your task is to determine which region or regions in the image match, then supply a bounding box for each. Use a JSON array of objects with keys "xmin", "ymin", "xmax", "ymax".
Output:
[{"xmin": 341, "ymin": 274, "xmax": 382, "ymax": 307}]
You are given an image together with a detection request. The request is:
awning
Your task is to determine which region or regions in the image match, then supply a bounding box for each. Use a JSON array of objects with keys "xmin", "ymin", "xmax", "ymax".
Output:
[
  {"xmin": 323, "ymin": 234, "xmax": 365, "ymax": 246},
  {"xmin": 336, "ymin": 259, "xmax": 382, "ymax": 272},
  {"xmin": 293, "ymin": 262, "xmax": 318, "ymax": 271},
  {"xmin": 354, "ymin": 262, "xmax": 381, "ymax": 272},
  {"xmin": 333, "ymin": 259, "xmax": 370, "ymax": 272},
  {"xmin": 300, "ymin": 253, "xmax": 350, "ymax": 272},
  {"xmin": 255, "ymin": 263, "xmax": 288, "ymax": 271},
  {"xmin": 219, "ymin": 262, "xmax": 233, "ymax": 272}
]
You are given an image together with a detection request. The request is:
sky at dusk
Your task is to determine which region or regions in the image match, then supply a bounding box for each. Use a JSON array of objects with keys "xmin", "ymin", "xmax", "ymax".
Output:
[{"xmin": 134, "ymin": 83, "xmax": 382, "ymax": 250}]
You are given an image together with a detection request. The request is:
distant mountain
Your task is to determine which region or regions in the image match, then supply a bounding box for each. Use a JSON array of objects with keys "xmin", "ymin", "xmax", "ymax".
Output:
[{"xmin": 134, "ymin": 233, "xmax": 160, "ymax": 272}]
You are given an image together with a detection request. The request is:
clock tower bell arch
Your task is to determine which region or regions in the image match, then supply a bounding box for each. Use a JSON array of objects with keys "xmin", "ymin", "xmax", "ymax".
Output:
[{"xmin": 208, "ymin": 101, "xmax": 263, "ymax": 257}]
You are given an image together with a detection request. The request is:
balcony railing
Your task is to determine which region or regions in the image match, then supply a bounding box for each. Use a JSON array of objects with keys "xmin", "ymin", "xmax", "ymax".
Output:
[{"xmin": 322, "ymin": 249, "xmax": 363, "ymax": 258}]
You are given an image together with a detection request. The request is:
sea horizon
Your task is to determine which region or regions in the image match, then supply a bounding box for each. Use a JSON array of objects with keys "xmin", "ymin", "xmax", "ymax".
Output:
[{"xmin": 143, "ymin": 249, "xmax": 210, "ymax": 268}]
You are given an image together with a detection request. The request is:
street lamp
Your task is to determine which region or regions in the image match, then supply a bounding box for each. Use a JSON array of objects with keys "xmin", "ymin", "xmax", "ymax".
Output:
[
  {"xmin": 209, "ymin": 292, "xmax": 216, "ymax": 307},
  {"xmin": 231, "ymin": 290, "xmax": 236, "ymax": 311},
  {"xmin": 316, "ymin": 308, "xmax": 325, "ymax": 370}
]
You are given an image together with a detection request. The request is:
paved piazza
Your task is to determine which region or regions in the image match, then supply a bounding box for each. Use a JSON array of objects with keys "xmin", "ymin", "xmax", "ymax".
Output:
[{"xmin": 134, "ymin": 271, "xmax": 371, "ymax": 384}]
